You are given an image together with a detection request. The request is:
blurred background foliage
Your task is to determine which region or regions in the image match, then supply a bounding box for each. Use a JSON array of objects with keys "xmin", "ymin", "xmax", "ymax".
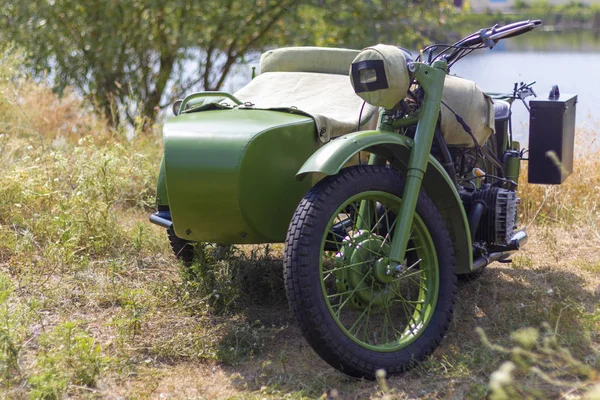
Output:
[
  {"xmin": 0, "ymin": 0, "xmax": 453, "ymax": 126},
  {"xmin": 2, "ymin": 0, "xmax": 597, "ymax": 128}
]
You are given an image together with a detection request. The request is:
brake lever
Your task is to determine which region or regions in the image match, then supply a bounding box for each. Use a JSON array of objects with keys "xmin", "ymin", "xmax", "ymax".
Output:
[
  {"xmin": 518, "ymin": 88, "xmax": 535, "ymax": 101},
  {"xmin": 479, "ymin": 24, "xmax": 499, "ymax": 49},
  {"xmin": 517, "ymin": 81, "xmax": 537, "ymax": 100}
]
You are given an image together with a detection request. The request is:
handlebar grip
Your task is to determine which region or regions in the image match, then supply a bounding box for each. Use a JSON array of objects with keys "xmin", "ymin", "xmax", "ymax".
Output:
[
  {"xmin": 493, "ymin": 19, "xmax": 541, "ymax": 35},
  {"xmin": 488, "ymin": 20, "xmax": 541, "ymax": 41},
  {"xmin": 454, "ymin": 19, "xmax": 542, "ymax": 48}
]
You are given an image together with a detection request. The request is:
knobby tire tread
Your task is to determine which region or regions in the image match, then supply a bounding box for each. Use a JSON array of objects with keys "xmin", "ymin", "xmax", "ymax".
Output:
[{"xmin": 168, "ymin": 228, "xmax": 195, "ymax": 265}]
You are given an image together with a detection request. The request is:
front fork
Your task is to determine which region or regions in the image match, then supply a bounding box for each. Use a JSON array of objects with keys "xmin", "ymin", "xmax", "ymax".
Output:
[{"xmin": 358, "ymin": 60, "xmax": 448, "ymax": 267}]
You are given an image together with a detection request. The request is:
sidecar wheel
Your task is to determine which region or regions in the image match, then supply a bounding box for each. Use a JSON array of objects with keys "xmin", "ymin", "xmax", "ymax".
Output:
[
  {"xmin": 167, "ymin": 228, "xmax": 196, "ymax": 265},
  {"xmin": 284, "ymin": 165, "xmax": 457, "ymax": 379}
]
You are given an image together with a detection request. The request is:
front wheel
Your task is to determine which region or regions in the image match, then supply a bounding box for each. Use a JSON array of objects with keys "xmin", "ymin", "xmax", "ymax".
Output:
[{"xmin": 284, "ymin": 165, "xmax": 457, "ymax": 378}]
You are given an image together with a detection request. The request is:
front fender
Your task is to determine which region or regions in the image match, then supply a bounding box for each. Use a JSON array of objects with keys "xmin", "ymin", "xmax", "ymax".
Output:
[{"xmin": 297, "ymin": 130, "xmax": 473, "ymax": 274}]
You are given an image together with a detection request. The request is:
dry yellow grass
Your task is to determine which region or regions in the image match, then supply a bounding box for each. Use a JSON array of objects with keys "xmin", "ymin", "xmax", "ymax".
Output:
[{"xmin": 0, "ymin": 57, "xmax": 598, "ymax": 399}]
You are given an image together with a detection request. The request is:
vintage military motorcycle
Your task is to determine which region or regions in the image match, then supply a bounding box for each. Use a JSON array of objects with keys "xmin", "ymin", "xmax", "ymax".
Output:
[{"xmin": 150, "ymin": 19, "xmax": 577, "ymax": 378}]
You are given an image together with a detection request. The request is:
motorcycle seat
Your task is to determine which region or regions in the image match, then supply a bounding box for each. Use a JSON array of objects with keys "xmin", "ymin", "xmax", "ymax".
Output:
[{"xmin": 494, "ymin": 100, "xmax": 511, "ymax": 121}]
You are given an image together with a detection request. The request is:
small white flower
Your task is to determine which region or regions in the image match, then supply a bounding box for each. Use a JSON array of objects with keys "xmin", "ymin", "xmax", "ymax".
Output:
[{"xmin": 489, "ymin": 361, "xmax": 515, "ymax": 392}]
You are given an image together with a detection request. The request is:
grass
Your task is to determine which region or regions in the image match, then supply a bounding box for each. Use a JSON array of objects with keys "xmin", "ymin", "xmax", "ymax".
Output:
[{"xmin": 0, "ymin": 49, "xmax": 599, "ymax": 399}]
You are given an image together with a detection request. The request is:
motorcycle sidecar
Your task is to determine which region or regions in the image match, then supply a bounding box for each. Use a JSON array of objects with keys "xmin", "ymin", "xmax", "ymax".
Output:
[{"xmin": 151, "ymin": 47, "xmax": 378, "ymax": 244}]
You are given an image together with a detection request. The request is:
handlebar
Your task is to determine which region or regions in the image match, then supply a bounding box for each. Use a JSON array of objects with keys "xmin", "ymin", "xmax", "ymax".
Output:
[
  {"xmin": 455, "ymin": 20, "xmax": 541, "ymax": 48},
  {"xmin": 444, "ymin": 19, "xmax": 542, "ymax": 64}
]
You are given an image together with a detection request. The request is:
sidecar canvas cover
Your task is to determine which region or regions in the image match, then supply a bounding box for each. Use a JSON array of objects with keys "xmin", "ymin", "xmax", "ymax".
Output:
[{"xmin": 160, "ymin": 47, "xmax": 377, "ymax": 244}]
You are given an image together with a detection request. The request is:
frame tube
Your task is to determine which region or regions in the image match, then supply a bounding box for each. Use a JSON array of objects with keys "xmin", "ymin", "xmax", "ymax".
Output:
[{"xmin": 388, "ymin": 61, "xmax": 448, "ymax": 264}]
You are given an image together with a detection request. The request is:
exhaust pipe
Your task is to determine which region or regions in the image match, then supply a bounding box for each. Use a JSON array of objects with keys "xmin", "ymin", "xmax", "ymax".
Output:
[
  {"xmin": 471, "ymin": 230, "xmax": 527, "ymax": 272},
  {"xmin": 508, "ymin": 230, "xmax": 528, "ymax": 250},
  {"xmin": 468, "ymin": 200, "xmax": 487, "ymax": 240}
]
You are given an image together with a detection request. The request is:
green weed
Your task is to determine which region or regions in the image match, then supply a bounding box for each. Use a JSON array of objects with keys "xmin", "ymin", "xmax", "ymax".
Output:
[
  {"xmin": 511, "ymin": 253, "xmax": 533, "ymax": 269},
  {"xmin": 0, "ymin": 274, "xmax": 32, "ymax": 384},
  {"xmin": 479, "ymin": 324, "xmax": 600, "ymax": 400},
  {"xmin": 177, "ymin": 243, "xmax": 286, "ymax": 314},
  {"xmin": 216, "ymin": 320, "xmax": 268, "ymax": 364},
  {"xmin": 28, "ymin": 322, "xmax": 108, "ymax": 399}
]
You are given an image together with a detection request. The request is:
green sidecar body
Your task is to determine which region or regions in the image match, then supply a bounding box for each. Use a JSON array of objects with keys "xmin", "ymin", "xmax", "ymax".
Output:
[{"xmin": 154, "ymin": 47, "xmax": 373, "ymax": 244}]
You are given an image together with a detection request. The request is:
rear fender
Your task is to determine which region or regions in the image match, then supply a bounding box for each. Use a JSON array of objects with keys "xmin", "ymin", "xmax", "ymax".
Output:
[{"xmin": 297, "ymin": 130, "xmax": 473, "ymax": 274}]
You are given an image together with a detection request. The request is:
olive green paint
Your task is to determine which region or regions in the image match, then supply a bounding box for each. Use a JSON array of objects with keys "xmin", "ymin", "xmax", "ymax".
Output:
[
  {"xmin": 321, "ymin": 191, "xmax": 440, "ymax": 351},
  {"xmin": 388, "ymin": 61, "xmax": 447, "ymax": 265},
  {"xmin": 179, "ymin": 91, "xmax": 242, "ymax": 114},
  {"xmin": 156, "ymin": 157, "xmax": 169, "ymax": 206},
  {"xmin": 296, "ymin": 129, "xmax": 473, "ymax": 274},
  {"xmin": 505, "ymin": 153, "xmax": 521, "ymax": 183},
  {"xmin": 163, "ymin": 108, "xmax": 316, "ymax": 243}
]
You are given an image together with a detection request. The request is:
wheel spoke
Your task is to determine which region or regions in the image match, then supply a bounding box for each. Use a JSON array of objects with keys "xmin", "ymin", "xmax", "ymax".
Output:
[
  {"xmin": 382, "ymin": 304, "xmax": 390, "ymax": 343},
  {"xmin": 330, "ymin": 269, "xmax": 372, "ymax": 316},
  {"xmin": 362, "ymin": 279, "xmax": 375, "ymax": 342},
  {"xmin": 324, "ymin": 238, "xmax": 343, "ymax": 251},
  {"xmin": 350, "ymin": 202, "xmax": 367, "ymax": 230},
  {"xmin": 314, "ymin": 186, "xmax": 442, "ymax": 355},
  {"xmin": 322, "ymin": 258, "xmax": 375, "ymax": 281},
  {"xmin": 348, "ymin": 280, "xmax": 377, "ymax": 337},
  {"xmin": 397, "ymin": 294, "xmax": 418, "ymax": 335},
  {"xmin": 387, "ymin": 280, "xmax": 419, "ymax": 333},
  {"xmin": 388, "ymin": 284, "xmax": 424, "ymax": 305},
  {"xmin": 404, "ymin": 273, "xmax": 429, "ymax": 293},
  {"xmin": 381, "ymin": 285, "xmax": 404, "ymax": 342},
  {"xmin": 388, "ymin": 269, "xmax": 424, "ymax": 284},
  {"xmin": 384, "ymin": 204, "xmax": 392, "ymax": 237},
  {"xmin": 378, "ymin": 214, "xmax": 401, "ymax": 251},
  {"xmin": 406, "ymin": 246, "xmax": 422, "ymax": 252},
  {"xmin": 369, "ymin": 206, "xmax": 390, "ymax": 235}
]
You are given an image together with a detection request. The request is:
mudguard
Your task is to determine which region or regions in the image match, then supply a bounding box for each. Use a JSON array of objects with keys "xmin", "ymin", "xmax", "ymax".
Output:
[
  {"xmin": 162, "ymin": 108, "xmax": 317, "ymax": 244},
  {"xmin": 297, "ymin": 130, "xmax": 473, "ymax": 274},
  {"xmin": 156, "ymin": 157, "xmax": 169, "ymax": 207}
]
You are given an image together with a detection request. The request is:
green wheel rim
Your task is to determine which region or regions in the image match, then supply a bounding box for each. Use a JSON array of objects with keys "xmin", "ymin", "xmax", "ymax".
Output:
[{"xmin": 319, "ymin": 191, "xmax": 440, "ymax": 352}]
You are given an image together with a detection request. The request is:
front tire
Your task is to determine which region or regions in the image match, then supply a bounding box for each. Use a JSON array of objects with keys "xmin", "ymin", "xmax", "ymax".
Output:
[{"xmin": 284, "ymin": 165, "xmax": 457, "ymax": 378}]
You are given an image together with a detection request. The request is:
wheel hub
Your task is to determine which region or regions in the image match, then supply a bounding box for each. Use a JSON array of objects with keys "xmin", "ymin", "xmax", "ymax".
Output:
[{"xmin": 334, "ymin": 230, "xmax": 395, "ymax": 309}]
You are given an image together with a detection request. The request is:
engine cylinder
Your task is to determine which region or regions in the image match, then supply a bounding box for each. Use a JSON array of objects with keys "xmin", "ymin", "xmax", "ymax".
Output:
[{"xmin": 471, "ymin": 187, "xmax": 518, "ymax": 246}]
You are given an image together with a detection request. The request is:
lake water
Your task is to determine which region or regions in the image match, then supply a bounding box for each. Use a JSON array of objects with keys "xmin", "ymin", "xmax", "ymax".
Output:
[
  {"xmin": 451, "ymin": 50, "xmax": 600, "ymax": 144},
  {"xmin": 217, "ymin": 31, "xmax": 600, "ymax": 145}
]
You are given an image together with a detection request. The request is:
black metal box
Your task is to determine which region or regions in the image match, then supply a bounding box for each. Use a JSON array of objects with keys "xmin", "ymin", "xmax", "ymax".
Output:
[{"xmin": 528, "ymin": 94, "xmax": 577, "ymax": 184}]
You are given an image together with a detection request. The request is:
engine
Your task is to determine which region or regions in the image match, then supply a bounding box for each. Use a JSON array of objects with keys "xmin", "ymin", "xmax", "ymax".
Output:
[{"xmin": 470, "ymin": 186, "xmax": 518, "ymax": 247}]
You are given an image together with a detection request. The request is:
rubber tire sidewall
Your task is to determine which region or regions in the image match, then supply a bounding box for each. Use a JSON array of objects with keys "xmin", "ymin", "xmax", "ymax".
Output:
[{"xmin": 284, "ymin": 165, "xmax": 457, "ymax": 379}]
